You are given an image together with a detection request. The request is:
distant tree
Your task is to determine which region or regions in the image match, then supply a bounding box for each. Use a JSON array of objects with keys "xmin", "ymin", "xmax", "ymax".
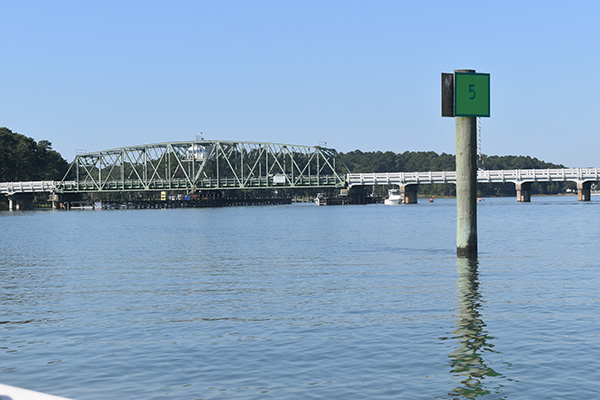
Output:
[
  {"xmin": 482, "ymin": 154, "xmax": 563, "ymax": 170},
  {"xmin": 0, "ymin": 127, "xmax": 69, "ymax": 181},
  {"xmin": 36, "ymin": 139, "xmax": 69, "ymax": 180}
]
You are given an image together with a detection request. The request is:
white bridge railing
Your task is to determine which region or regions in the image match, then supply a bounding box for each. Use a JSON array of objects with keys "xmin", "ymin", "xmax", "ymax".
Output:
[
  {"xmin": 347, "ymin": 168, "xmax": 600, "ymax": 187},
  {"xmin": 0, "ymin": 181, "xmax": 58, "ymax": 194},
  {"xmin": 2, "ymin": 169, "xmax": 600, "ymax": 195}
]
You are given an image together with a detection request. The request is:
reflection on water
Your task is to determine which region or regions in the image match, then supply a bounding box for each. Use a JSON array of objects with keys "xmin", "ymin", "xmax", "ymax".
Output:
[{"xmin": 448, "ymin": 257, "xmax": 506, "ymax": 399}]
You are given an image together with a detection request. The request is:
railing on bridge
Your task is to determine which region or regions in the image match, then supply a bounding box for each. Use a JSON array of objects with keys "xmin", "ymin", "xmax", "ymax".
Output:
[
  {"xmin": 0, "ymin": 181, "xmax": 58, "ymax": 194},
  {"xmin": 347, "ymin": 168, "xmax": 600, "ymax": 186},
  {"xmin": 3, "ymin": 168, "xmax": 600, "ymax": 195},
  {"xmin": 3, "ymin": 167, "xmax": 600, "ymax": 205},
  {"xmin": 55, "ymin": 140, "xmax": 350, "ymax": 193},
  {"xmin": 347, "ymin": 168, "xmax": 600, "ymax": 203}
]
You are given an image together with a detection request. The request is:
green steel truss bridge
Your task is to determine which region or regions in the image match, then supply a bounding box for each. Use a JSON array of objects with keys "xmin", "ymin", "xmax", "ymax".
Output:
[{"xmin": 56, "ymin": 140, "xmax": 350, "ymax": 193}]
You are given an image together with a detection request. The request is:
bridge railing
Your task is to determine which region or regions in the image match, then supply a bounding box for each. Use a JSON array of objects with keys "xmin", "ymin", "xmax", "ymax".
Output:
[
  {"xmin": 54, "ymin": 175, "xmax": 345, "ymax": 192},
  {"xmin": 347, "ymin": 171, "xmax": 457, "ymax": 186},
  {"xmin": 0, "ymin": 181, "xmax": 57, "ymax": 194},
  {"xmin": 3, "ymin": 169, "xmax": 600, "ymax": 195},
  {"xmin": 348, "ymin": 168, "xmax": 600, "ymax": 187},
  {"xmin": 478, "ymin": 168, "xmax": 600, "ymax": 183}
]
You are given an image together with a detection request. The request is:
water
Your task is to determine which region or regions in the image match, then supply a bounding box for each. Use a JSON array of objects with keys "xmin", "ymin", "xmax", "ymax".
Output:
[{"xmin": 1, "ymin": 197, "xmax": 599, "ymax": 399}]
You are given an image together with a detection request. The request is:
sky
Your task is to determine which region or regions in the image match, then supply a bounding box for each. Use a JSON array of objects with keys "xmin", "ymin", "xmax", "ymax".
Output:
[{"xmin": 2, "ymin": 1, "xmax": 599, "ymax": 167}]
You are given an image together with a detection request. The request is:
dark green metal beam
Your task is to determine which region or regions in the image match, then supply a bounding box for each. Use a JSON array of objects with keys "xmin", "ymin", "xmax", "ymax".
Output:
[{"xmin": 56, "ymin": 140, "xmax": 350, "ymax": 194}]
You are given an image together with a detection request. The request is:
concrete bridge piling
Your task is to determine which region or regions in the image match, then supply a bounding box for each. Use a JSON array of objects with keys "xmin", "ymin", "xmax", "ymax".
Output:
[
  {"xmin": 515, "ymin": 182, "xmax": 532, "ymax": 202},
  {"xmin": 578, "ymin": 181, "xmax": 592, "ymax": 202},
  {"xmin": 401, "ymin": 184, "xmax": 419, "ymax": 204},
  {"xmin": 515, "ymin": 180, "xmax": 593, "ymax": 202},
  {"xmin": 7, "ymin": 193, "xmax": 34, "ymax": 210}
]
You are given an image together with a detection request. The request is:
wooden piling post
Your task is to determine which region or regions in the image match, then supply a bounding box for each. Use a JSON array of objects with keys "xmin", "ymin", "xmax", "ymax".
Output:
[
  {"xmin": 443, "ymin": 68, "xmax": 490, "ymax": 256},
  {"xmin": 455, "ymin": 113, "xmax": 478, "ymax": 256}
]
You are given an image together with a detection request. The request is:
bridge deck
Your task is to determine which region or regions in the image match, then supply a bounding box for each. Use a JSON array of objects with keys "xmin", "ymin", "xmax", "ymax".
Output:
[
  {"xmin": 0, "ymin": 181, "xmax": 59, "ymax": 194},
  {"xmin": 2, "ymin": 168, "xmax": 600, "ymax": 195},
  {"xmin": 347, "ymin": 168, "xmax": 600, "ymax": 187}
]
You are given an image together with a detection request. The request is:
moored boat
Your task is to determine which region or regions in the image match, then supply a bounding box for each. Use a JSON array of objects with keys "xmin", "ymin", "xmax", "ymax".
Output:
[
  {"xmin": 384, "ymin": 189, "xmax": 403, "ymax": 205},
  {"xmin": 314, "ymin": 193, "xmax": 327, "ymax": 206}
]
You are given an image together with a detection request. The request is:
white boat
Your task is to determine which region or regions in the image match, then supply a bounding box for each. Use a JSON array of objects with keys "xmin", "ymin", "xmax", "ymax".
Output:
[
  {"xmin": 70, "ymin": 201, "xmax": 94, "ymax": 210},
  {"xmin": 314, "ymin": 193, "xmax": 327, "ymax": 206},
  {"xmin": 384, "ymin": 189, "xmax": 403, "ymax": 205}
]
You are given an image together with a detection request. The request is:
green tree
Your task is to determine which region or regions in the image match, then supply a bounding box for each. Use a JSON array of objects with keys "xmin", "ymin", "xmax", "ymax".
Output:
[{"xmin": 0, "ymin": 127, "xmax": 69, "ymax": 181}]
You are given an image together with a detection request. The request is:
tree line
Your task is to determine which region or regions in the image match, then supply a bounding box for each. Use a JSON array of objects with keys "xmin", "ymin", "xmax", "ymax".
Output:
[{"xmin": 0, "ymin": 127, "xmax": 69, "ymax": 182}]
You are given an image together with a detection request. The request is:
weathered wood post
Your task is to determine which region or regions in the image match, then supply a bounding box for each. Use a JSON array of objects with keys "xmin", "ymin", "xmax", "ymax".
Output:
[
  {"xmin": 455, "ymin": 111, "xmax": 478, "ymax": 256},
  {"xmin": 442, "ymin": 69, "xmax": 490, "ymax": 256}
]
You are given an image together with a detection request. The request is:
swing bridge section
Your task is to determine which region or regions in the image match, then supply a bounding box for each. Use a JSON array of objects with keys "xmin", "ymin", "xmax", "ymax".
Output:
[
  {"xmin": 3, "ymin": 139, "xmax": 600, "ymax": 210},
  {"xmin": 57, "ymin": 140, "xmax": 349, "ymax": 194}
]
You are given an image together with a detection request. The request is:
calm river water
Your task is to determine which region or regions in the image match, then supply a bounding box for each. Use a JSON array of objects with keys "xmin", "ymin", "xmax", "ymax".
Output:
[{"xmin": 1, "ymin": 196, "xmax": 599, "ymax": 399}]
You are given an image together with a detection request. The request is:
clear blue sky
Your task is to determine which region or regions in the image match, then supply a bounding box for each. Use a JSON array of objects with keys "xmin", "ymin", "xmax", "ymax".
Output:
[{"xmin": 2, "ymin": 1, "xmax": 598, "ymax": 167}]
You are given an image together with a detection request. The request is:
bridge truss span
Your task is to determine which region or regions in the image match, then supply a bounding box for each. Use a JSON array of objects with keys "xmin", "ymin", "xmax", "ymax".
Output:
[{"xmin": 56, "ymin": 140, "xmax": 350, "ymax": 194}]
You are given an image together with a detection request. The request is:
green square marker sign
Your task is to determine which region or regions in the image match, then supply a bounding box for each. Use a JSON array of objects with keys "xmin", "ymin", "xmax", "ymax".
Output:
[{"xmin": 454, "ymin": 72, "xmax": 490, "ymax": 117}]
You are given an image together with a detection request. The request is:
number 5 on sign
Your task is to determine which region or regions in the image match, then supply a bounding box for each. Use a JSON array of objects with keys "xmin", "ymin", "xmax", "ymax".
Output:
[
  {"xmin": 455, "ymin": 72, "xmax": 490, "ymax": 117},
  {"xmin": 469, "ymin": 84, "xmax": 475, "ymax": 99}
]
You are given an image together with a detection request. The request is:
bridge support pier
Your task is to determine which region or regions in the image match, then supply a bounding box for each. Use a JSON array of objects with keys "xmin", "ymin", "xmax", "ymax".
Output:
[
  {"xmin": 577, "ymin": 181, "xmax": 592, "ymax": 201},
  {"xmin": 516, "ymin": 182, "xmax": 531, "ymax": 202},
  {"xmin": 7, "ymin": 193, "xmax": 34, "ymax": 210},
  {"xmin": 349, "ymin": 185, "xmax": 369, "ymax": 204},
  {"xmin": 401, "ymin": 184, "xmax": 419, "ymax": 204},
  {"xmin": 49, "ymin": 194, "xmax": 60, "ymax": 210}
]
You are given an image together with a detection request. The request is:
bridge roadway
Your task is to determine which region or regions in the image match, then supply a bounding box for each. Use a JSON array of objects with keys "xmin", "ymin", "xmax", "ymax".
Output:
[
  {"xmin": 348, "ymin": 168, "xmax": 600, "ymax": 203},
  {"xmin": 0, "ymin": 181, "xmax": 61, "ymax": 194},
  {"xmin": 2, "ymin": 168, "xmax": 600, "ymax": 209}
]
